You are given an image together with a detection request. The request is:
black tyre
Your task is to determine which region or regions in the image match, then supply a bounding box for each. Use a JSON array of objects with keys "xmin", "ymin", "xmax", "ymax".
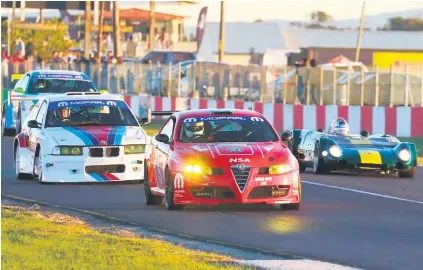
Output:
[
  {"xmin": 164, "ymin": 170, "xmax": 185, "ymax": 211},
  {"xmin": 16, "ymin": 105, "xmax": 22, "ymax": 135},
  {"xmin": 280, "ymin": 203, "xmax": 300, "ymax": 210},
  {"xmin": 398, "ymin": 167, "xmax": 416, "ymax": 178},
  {"xmin": 2, "ymin": 106, "xmax": 15, "ymax": 136},
  {"xmin": 299, "ymin": 162, "xmax": 307, "ymax": 172},
  {"xmin": 144, "ymin": 162, "xmax": 163, "ymax": 205},
  {"xmin": 313, "ymin": 144, "xmax": 331, "ymax": 174}
]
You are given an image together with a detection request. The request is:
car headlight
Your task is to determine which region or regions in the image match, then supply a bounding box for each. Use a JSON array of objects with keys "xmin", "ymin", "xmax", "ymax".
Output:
[
  {"xmin": 184, "ymin": 164, "xmax": 212, "ymax": 175},
  {"xmin": 269, "ymin": 164, "xmax": 292, "ymax": 174},
  {"xmin": 398, "ymin": 149, "xmax": 411, "ymax": 162},
  {"xmin": 52, "ymin": 146, "xmax": 83, "ymax": 156},
  {"xmin": 329, "ymin": 145, "xmax": 342, "ymax": 158},
  {"xmin": 124, "ymin": 144, "xmax": 146, "ymax": 154}
]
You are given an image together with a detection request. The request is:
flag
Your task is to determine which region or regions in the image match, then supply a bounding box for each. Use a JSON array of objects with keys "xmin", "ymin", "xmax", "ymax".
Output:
[{"xmin": 196, "ymin": 6, "xmax": 208, "ymax": 53}]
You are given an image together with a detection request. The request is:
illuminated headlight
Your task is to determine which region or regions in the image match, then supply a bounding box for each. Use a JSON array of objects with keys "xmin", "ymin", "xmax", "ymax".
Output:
[
  {"xmin": 329, "ymin": 145, "xmax": 342, "ymax": 158},
  {"xmin": 124, "ymin": 144, "xmax": 146, "ymax": 154},
  {"xmin": 398, "ymin": 149, "xmax": 411, "ymax": 162},
  {"xmin": 52, "ymin": 146, "xmax": 83, "ymax": 156},
  {"xmin": 184, "ymin": 164, "xmax": 212, "ymax": 175},
  {"xmin": 269, "ymin": 164, "xmax": 292, "ymax": 174}
]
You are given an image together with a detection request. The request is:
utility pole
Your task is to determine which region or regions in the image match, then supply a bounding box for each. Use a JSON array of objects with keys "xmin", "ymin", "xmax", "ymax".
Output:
[
  {"xmin": 20, "ymin": 0, "xmax": 25, "ymax": 22},
  {"xmin": 97, "ymin": 0, "xmax": 105, "ymax": 56},
  {"xmin": 84, "ymin": 0, "xmax": 91, "ymax": 59},
  {"xmin": 7, "ymin": 8, "xmax": 11, "ymax": 56},
  {"xmin": 355, "ymin": 1, "xmax": 366, "ymax": 62},
  {"xmin": 149, "ymin": 1, "xmax": 156, "ymax": 50},
  {"xmin": 113, "ymin": 0, "xmax": 120, "ymax": 57},
  {"xmin": 218, "ymin": 1, "xmax": 225, "ymax": 62},
  {"xmin": 94, "ymin": 0, "xmax": 99, "ymax": 25}
]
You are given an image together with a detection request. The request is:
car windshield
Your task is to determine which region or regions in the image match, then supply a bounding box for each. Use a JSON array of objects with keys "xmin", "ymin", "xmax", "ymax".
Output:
[
  {"xmin": 45, "ymin": 99, "xmax": 139, "ymax": 128},
  {"xmin": 179, "ymin": 116, "xmax": 279, "ymax": 143},
  {"xmin": 28, "ymin": 74, "xmax": 96, "ymax": 94}
]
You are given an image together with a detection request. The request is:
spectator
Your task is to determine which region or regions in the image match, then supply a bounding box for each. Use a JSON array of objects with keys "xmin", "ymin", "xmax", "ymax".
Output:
[{"xmin": 15, "ymin": 37, "xmax": 25, "ymax": 62}]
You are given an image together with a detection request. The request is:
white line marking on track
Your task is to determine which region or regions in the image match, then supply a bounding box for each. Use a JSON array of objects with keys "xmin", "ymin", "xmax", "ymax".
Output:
[
  {"xmin": 236, "ymin": 259, "xmax": 361, "ymax": 270},
  {"xmin": 302, "ymin": 181, "xmax": 423, "ymax": 205}
]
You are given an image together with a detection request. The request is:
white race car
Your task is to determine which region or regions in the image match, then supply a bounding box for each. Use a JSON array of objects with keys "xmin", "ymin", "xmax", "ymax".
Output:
[{"xmin": 13, "ymin": 92, "xmax": 149, "ymax": 183}]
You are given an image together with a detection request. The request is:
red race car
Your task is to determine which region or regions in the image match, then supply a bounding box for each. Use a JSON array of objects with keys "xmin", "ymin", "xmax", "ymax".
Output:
[{"xmin": 143, "ymin": 109, "xmax": 301, "ymax": 210}]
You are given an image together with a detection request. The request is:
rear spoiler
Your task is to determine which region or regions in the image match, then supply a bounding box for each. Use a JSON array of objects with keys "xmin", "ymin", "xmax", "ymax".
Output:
[
  {"xmin": 138, "ymin": 108, "xmax": 178, "ymax": 126},
  {"xmin": 8, "ymin": 92, "xmax": 41, "ymax": 106}
]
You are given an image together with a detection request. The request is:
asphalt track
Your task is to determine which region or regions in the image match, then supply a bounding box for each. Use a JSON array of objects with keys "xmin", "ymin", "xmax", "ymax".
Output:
[{"xmin": 2, "ymin": 136, "xmax": 423, "ymax": 270}]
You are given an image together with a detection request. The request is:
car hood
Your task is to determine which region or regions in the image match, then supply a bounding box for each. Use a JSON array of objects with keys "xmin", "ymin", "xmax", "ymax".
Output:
[
  {"xmin": 175, "ymin": 142, "xmax": 289, "ymax": 167},
  {"xmin": 46, "ymin": 126, "xmax": 147, "ymax": 146},
  {"xmin": 327, "ymin": 134, "xmax": 398, "ymax": 149}
]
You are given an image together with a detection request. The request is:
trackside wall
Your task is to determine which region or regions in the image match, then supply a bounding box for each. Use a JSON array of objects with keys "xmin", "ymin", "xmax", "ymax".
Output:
[{"xmin": 124, "ymin": 95, "xmax": 423, "ymax": 137}]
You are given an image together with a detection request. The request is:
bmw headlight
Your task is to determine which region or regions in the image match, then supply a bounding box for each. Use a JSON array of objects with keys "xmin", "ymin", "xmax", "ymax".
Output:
[
  {"xmin": 329, "ymin": 145, "xmax": 342, "ymax": 158},
  {"xmin": 52, "ymin": 146, "xmax": 83, "ymax": 156},
  {"xmin": 398, "ymin": 149, "xmax": 411, "ymax": 162},
  {"xmin": 124, "ymin": 144, "xmax": 146, "ymax": 154},
  {"xmin": 184, "ymin": 164, "xmax": 212, "ymax": 175},
  {"xmin": 269, "ymin": 164, "xmax": 292, "ymax": 174}
]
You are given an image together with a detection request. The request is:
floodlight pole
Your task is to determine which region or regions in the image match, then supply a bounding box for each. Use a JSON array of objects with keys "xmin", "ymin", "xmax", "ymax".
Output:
[
  {"xmin": 218, "ymin": 1, "xmax": 225, "ymax": 62},
  {"xmin": 113, "ymin": 0, "xmax": 120, "ymax": 57},
  {"xmin": 149, "ymin": 1, "xmax": 156, "ymax": 50},
  {"xmin": 84, "ymin": 0, "xmax": 91, "ymax": 59},
  {"xmin": 355, "ymin": 1, "xmax": 366, "ymax": 62},
  {"xmin": 97, "ymin": 0, "xmax": 105, "ymax": 56}
]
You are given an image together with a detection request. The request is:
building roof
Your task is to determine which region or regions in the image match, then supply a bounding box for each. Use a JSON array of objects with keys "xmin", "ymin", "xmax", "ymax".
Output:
[
  {"xmin": 82, "ymin": 8, "xmax": 186, "ymax": 21},
  {"xmin": 202, "ymin": 22, "xmax": 423, "ymax": 54},
  {"xmin": 204, "ymin": 22, "xmax": 289, "ymax": 54}
]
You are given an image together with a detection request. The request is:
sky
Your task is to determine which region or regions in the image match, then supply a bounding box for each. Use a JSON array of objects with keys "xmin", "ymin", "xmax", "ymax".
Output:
[
  {"xmin": 1, "ymin": 0, "xmax": 422, "ymax": 27},
  {"xmin": 119, "ymin": 0, "xmax": 423, "ymax": 26}
]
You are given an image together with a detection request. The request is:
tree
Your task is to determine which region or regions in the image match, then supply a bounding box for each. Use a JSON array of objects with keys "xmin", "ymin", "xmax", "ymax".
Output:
[
  {"xmin": 289, "ymin": 11, "xmax": 336, "ymax": 30},
  {"xmin": 1, "ymin": 18, "xmax": 76, "ymax": 60},
  {"xmin": 310, "ymin": 11, "xmax": 333, "ymax": 23},
  {"xmin": 380, "ymin": 16, "xmax": 423, "ymax": 31}
]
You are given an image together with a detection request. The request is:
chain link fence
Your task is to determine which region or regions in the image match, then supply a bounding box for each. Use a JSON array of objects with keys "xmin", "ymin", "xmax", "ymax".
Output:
[{"xmin": 2, "ymin": 60, "xmax": 423, "ymax": 107}]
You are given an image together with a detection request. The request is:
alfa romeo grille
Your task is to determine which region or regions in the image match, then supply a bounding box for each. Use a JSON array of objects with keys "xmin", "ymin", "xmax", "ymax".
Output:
[{"xmin": 230, "ymin": 165, "xmax": 250, "ymax": 192}]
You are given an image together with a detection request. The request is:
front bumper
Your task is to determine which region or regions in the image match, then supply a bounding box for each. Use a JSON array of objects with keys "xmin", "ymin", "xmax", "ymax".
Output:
[
  {"xmin": 172, "ymin": 170, "xmax": 301, "ymax": 205},
  {"xmin": 42, "ymin": 153, "xmax": 145, "ymax": 182},
  {"xmin": 323, "ymin": 150, "xmax": 415, "ymax": 172}
]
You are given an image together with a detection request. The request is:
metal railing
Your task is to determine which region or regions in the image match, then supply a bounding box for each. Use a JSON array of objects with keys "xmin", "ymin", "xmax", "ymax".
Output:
[{"xmin": 2, "ymin": 60, "xmax": 423, "ymax": 107}]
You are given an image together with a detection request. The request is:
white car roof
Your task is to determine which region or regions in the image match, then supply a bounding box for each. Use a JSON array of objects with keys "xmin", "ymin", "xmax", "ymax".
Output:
[
  {"xmin": 32, "ymin": 70, "xmax": 86, "ymax": 75},
  {"xmin": 44, "ymin": 92, "xmax": 123, "ymax": 103}
]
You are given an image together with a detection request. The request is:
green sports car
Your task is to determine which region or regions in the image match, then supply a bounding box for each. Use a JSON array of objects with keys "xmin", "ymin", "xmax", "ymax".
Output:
[{"xmin": 282, "ymin": 117, "xmax": 417, "ymax": 178}]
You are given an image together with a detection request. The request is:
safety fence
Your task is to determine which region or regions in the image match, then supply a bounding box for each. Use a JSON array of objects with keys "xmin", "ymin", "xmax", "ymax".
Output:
[{"xmin": 1, "ymin": 60, "xmax": 423, "ymax": 107}]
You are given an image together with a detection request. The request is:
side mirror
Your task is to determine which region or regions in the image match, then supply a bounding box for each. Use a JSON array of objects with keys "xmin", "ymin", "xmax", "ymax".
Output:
[
  {"xmin": 155, "ymin": 133, "xmax": 170, "ymax": 144},
  {"xmin": 317, "ymin": 128, "xmax": 324, "ymax": 132},
  {"xmin": 360, "ymin": 130, "xmax": 369, "ymax": 137},
  {"xmin": 28, "ymin": 120, "xmax": 41, "ymax": 128},
  {"xmin": 180, "ymin": 71, "xmax": 186, "ymax": 78}
]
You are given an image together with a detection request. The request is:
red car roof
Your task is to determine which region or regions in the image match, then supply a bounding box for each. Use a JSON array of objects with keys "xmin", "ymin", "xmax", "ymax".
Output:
[{"xmin": 177, "ymin": 109, "xmax": 263, "ymax": 118}]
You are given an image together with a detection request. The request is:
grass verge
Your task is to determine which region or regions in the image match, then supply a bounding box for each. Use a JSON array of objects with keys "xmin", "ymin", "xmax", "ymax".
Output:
[{"xmin": 1, "ymin": 205, "xmax": 246, "ymax": 270}]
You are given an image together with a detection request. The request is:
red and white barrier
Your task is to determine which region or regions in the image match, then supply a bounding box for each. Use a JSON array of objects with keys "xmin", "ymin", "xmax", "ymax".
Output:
[{"xmin": 124, "ymin": 95, "xmax": 423, "ymax": 137}]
